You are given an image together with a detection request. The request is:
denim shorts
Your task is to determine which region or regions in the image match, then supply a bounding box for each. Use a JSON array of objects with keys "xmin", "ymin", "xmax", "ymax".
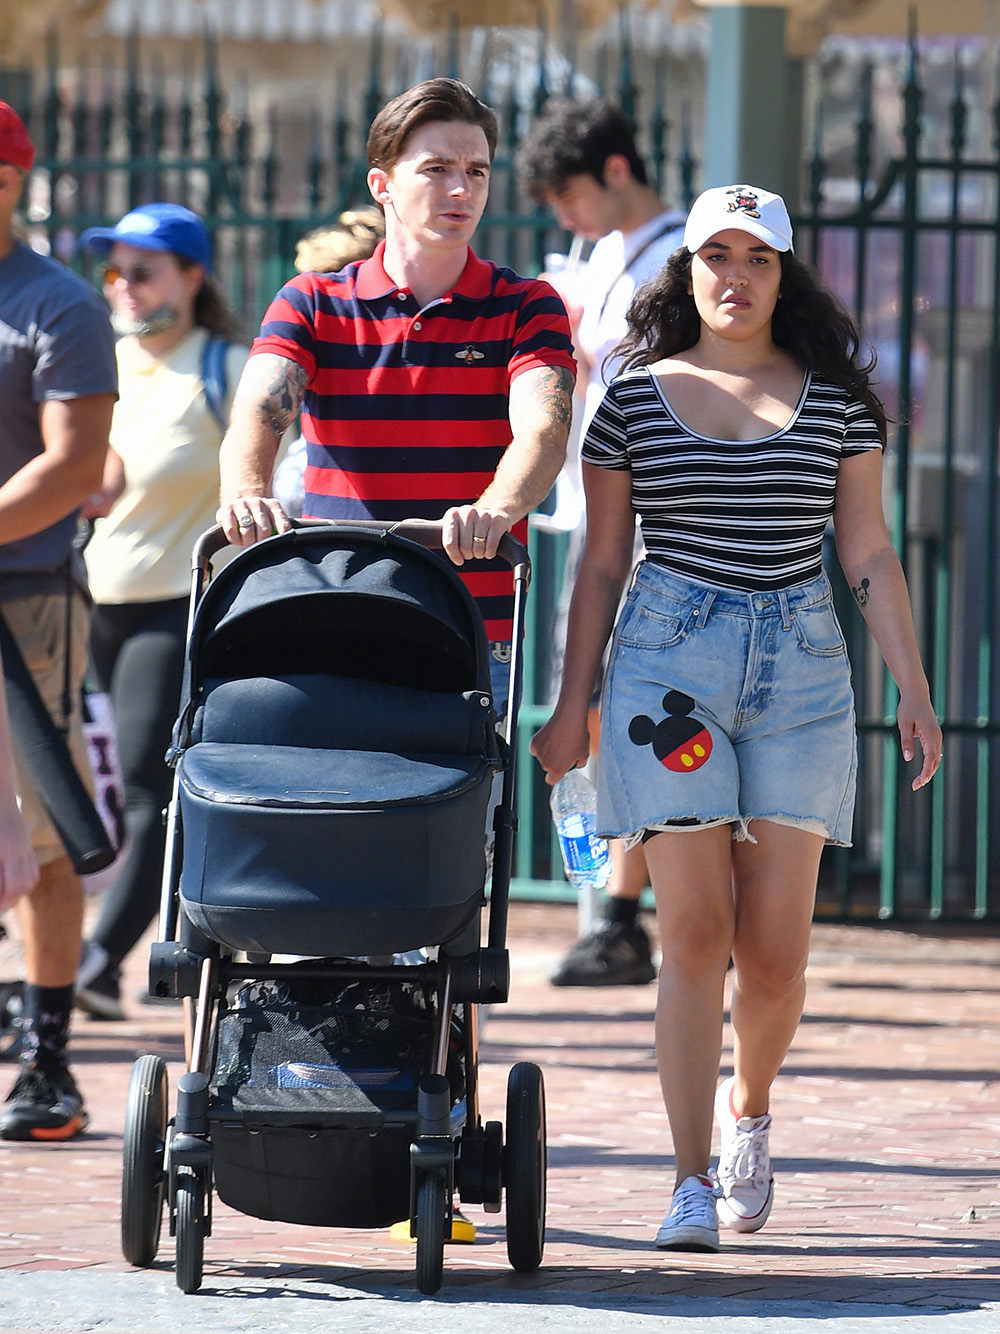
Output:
[{"xmin": 597, "ymin": 563, "xmax": 858, "ymax": 847}]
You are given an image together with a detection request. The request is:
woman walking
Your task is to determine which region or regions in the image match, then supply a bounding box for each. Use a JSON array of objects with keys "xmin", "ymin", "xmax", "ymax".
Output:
[
  {"xmin": 531, "ymin": 184, "xmax": 941, "ymax": 1251},
  {"xmin": 75, "ymin": 204, "xmax": 248, "ymax": 1017}
]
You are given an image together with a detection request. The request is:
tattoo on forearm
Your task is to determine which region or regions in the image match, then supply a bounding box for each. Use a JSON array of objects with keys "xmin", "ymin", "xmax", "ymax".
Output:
[
  {"xmin": 530, "ymin": 366, "xmax": 575, "ymax": 428},
  {"xmin": 235, "ymin": 355, "xmax": 308, "ymax": 442},
  {"xmin": 852, "ymin": 577, "xmax": 871, "ymax": 608}
]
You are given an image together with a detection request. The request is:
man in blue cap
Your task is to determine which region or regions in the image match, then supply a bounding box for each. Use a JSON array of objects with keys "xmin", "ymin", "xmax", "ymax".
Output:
[{"xmin": 0, "ymin": 101, "xmax": 117, "ymax": 1141}]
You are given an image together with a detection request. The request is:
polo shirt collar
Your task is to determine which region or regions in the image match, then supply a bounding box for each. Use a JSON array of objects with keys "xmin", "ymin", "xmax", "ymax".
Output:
[{"xmin": 355, "ymin": 241, "xmax": 492, "ymax": 302}]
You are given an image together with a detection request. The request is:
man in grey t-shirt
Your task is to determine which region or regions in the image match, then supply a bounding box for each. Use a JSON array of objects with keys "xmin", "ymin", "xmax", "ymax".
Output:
[{"xmin": 0, "ymin": 102, "xmax": 117, "ymax": 1141}]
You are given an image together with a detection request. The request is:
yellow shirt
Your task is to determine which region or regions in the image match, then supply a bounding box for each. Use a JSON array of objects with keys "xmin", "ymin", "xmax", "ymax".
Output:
[{"xmin": 85, "ymin": 328, "xmax": 248, "ymax": 604}]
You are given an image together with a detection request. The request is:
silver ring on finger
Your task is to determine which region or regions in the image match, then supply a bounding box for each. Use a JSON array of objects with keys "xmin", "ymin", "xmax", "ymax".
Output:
[{"xmin": 237, "ymin": 514, "xmax": 254, "ymax": 529}]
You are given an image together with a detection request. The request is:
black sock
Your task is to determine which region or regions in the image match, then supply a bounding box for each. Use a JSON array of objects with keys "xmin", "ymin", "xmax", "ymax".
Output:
[
  {"xmin": 605, "ymin": 897, "xmax": 639, "ymax": 928},
  {"xmin": 21, "ymin": 984, "xmax": 74, "ymax": 1070}
]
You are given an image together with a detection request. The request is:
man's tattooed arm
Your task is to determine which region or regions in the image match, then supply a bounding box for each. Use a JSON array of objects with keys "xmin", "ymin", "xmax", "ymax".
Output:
[
  {"xmin": 219, "ymin": 353, "xmax": 310, "ymax": 544},
  {"xmin": 523, "ymin": 364, "xmax": 575, "ymax": 429},
  {"xmin": 440, "ymin": 362, "xmax": 576, "ymax": 564},
  {"xmin": 231, "ymin": 353, "xmax": 309, "ymax": 447}
]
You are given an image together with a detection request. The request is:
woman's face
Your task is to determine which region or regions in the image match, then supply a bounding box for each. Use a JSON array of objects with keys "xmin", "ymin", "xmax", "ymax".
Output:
[
  {"xmin": 688, "ymin": 229, "xmax": 782, "ymax": 342},
  {"xmin": 103, "ymin": 242, "xmax": 202, "ymax": 333}
]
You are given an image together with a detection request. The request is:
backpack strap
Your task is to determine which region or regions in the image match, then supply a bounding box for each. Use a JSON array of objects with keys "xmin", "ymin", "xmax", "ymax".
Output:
[{"xmin": 201, "ymin": 333, "xmax": 229, "ymax": 433}]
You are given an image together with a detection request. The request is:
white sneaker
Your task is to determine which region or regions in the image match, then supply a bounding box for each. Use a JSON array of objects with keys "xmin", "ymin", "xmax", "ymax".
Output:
[
  {"xmin": 655, "ymin": 1173, "xmax": 720, "ymax": 1251},
  {"xmin": 714, "ymin": 1076, "xmax": 774, "ymax": 1233}
]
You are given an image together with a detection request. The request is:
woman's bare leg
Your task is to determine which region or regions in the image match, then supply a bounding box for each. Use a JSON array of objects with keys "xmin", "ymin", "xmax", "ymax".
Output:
[
  {"xmin": 643, "ymin": 825, "xmax": 735, "ymax": 1187},
  {"xmin": 728, "ymin": 821, "xmax": 825, "ymax": 1118}
]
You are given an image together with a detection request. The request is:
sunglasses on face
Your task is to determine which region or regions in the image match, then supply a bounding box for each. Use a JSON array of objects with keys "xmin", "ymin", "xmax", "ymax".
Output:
[{"xmin": 100, "ymin": 261, "xmax": 158, "ymax": 286}]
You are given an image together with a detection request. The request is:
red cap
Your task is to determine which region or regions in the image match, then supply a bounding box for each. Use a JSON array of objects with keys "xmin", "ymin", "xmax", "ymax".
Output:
[{"xmin": 0, "ymin": 101, "xmax": 35, "ymax": 172}]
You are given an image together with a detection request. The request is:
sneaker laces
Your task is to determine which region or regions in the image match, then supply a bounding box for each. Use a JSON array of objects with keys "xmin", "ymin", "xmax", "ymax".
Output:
[
  {"xmin": 717, "ymin": 1114, "xmax": 772, "ymax": 1188},
  {"xmin": 671, "ymin": 1175, "xmax": 721, "ymax": 1223}
]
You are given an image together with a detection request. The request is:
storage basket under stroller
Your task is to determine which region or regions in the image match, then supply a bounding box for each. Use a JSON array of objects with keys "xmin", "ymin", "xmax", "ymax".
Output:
[{"xmin": 121, "ymin": 521, "xmax": 546, "ymax": 1297}]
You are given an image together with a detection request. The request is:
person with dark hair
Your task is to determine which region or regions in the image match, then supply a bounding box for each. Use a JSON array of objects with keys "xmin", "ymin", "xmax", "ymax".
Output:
[
  {"xmin": 0, "ymin": 102, "xmax": 117, "ymax": 1141},
  {"xmin": 531, "ymin": 184, "xmax": 941, "ymax": 1251},
  {"xmin": 73, "ymin": 204, "xmax": 248, "ymax": 1018},
  {"xmin": 218, "ymin": 77, "xmax": 575, "ymax": 709},
  {"xmin": 517, "ymin": 99, "xmax": 685, "ymax": 987}
]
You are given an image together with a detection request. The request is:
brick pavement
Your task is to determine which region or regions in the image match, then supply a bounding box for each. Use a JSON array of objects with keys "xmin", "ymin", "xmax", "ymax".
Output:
[{"xmin": 0, "ymin": 903, "xmax": 997, "ymax": 1314}]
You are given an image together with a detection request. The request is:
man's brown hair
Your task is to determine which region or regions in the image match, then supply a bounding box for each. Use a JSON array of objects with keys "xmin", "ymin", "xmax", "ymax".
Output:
[{"xmin": 367, "ymin": 78, "xmax": 498, "ymax": 172}]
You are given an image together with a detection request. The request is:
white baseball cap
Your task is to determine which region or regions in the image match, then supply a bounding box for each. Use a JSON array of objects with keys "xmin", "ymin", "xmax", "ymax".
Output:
[{"xmin": 683, "ymin": 184, "xmax": 793, "ymax": 254}]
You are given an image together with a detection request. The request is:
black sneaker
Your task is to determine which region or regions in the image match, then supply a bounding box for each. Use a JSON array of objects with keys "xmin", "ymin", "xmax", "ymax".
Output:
[
  {"xmin": 550, "ymin": 918, "xmax": 657, "ymax": 987},
  {"xmin": 0, "ymin": 1060, "xmax": 89, "ymax": 1141},
  {"xmin": 75, "ymin": 964, "xmax": 125, "ymax": 1021}
]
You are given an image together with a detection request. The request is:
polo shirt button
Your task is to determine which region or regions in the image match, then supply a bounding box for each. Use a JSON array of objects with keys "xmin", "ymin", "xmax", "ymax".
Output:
[
  {"xmin": 396, "ymin": 291, "xmax": 407, "ymax": 300},
  {"xmin": 413, "ymin": 320, "xmax": 422, "ymax": 330}
]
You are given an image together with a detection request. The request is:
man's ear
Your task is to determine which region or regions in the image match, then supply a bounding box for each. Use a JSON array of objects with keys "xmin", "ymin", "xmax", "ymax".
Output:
[
  {"xmin": 367, "ymin": 166, "xmax": 390, "ymax": 206},
  {"xmin": 602, "ymin": 154, "xmax": 632, "ymax": 190}
]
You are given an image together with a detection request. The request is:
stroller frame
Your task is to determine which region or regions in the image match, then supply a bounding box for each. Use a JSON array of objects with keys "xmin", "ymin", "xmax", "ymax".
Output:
[{"xmin": 120, "ymin": 520, "xmax": 545, "ymax": 1296}]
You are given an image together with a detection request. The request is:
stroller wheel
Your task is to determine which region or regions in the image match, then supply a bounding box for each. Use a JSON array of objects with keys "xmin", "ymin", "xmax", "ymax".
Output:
[
  {"xmin": 174, "ymin": 1167, "xmax": 205, "ymax": 1294},
  {"xmin": 415, "ymin": 1171, "xmax": 447, "ymax": 1295},
  {"xmin": 121, "ymin": 1055, "xmax": 168, "ymax": 1267},
  {"xmin": 504, "ymin": 1061, "xmax": 546, "ymax": 1273}
]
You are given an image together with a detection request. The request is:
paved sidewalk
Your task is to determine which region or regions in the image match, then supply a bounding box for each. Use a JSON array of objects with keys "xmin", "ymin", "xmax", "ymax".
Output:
[{"xmin": 0, "ymin": 904, "xmax": 997, "ymax": 1332}]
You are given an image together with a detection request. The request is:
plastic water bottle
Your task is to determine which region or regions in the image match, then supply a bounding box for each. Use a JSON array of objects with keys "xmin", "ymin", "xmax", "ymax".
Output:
[{"xmin": 551, "ymin": 770, "xmax": 611, "ymax": 891}]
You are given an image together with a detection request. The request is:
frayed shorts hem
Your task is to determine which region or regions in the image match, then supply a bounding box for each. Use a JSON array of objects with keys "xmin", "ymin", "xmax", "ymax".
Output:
[
  {"xmin": 616, "ymin": 812, "xmax": 851, "ymax": 852},
  {"xmin": 616, "ymin": 814, "xmax": 746, "ymax": 851}
]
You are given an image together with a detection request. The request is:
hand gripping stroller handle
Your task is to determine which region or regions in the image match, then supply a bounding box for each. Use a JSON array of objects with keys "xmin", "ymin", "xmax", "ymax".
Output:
[{"xmin": 192, "ymin": 519, "xmax": 531, "ymax": 582}]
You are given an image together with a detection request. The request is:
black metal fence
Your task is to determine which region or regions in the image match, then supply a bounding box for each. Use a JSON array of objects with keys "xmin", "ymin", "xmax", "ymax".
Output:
[{"xmin": 5, "ymin": 21, "xmax": 1000, "ymax": 920}]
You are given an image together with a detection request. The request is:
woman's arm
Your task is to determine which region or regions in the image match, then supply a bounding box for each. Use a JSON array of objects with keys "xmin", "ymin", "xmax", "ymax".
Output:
[
  {"xmin": 833, "ymin": 448, "xmax": 942, "ymax": 789},
  {"xmin": 530, "ymin": 462, "xmax": 636, "ymax": 784}
]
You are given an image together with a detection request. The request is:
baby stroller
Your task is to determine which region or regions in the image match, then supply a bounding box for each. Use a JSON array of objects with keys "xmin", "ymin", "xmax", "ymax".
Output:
[{"xmin": 119, "ymin": 520, "xmax": 545, "ymax": 1296}]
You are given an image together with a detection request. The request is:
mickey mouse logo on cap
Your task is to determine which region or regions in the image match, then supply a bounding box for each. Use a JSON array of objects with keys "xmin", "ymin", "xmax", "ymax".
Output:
[{"xmin": 725, "ymin": 188, "xmax": 763, "ymax": 221}]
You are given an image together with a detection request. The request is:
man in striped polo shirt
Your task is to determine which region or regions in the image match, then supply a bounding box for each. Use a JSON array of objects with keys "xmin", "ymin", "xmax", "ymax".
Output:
[{"xmin": 219, "ymin": 78, "xmax": 576, "ymax": 673}]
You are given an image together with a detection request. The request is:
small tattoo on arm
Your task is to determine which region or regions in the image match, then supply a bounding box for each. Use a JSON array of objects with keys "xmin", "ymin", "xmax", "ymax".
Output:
[{"xmin": 852, "ymin": 577, "xmax": 871, "ymax": 607}]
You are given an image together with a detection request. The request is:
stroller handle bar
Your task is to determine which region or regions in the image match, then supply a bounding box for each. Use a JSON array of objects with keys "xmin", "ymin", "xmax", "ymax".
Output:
[{"xmin": 193, "ymin": 519, "xmax": 531, "ymax": 584}]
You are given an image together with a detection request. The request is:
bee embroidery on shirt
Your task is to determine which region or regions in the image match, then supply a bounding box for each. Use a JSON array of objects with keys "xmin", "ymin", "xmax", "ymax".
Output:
[
  {"xmin": 456, "ymin": 344, "xmax": 485, "ymax": 363},
  {"xmin": 628, "ymin": 690, "xmax": 713, "ymax": 773},
  {"xmin": 725, "ymin": 187, "xmax": 762, "ymax": 221}
]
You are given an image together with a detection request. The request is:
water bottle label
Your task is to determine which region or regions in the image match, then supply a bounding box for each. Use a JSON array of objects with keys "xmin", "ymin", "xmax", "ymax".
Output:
[{"xmin": 557, "ymin": 816, "xmax": 609, "ymax": 874}]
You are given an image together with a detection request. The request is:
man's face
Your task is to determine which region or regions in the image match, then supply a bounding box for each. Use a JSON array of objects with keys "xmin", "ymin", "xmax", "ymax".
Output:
[
  {"xmin": 370, "ymin": 120, "xmax": 491, "ymax": 253},
  {"xmin": 545, "ymin": 171, "xmax": 625, "ymax": 242}
]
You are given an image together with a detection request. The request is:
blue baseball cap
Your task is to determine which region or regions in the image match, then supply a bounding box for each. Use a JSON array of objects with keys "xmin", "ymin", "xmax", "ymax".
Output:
[{"xmin": 80, "ymin": 203, "xmax": 212, "ymax": 270}]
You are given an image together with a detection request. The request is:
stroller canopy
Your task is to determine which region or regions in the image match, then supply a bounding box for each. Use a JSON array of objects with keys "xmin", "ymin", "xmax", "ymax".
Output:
[{"xmin": 189, "ymin": 526, "xmax": 491, "ymax": 694}]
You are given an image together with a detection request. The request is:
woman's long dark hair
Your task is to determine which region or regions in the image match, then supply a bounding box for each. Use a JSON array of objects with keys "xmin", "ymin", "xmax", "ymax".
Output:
[
  {"xmin": 176, "ymin": 256, "xmax": 238, "ymax": 337},
  {"xmin": 615, "ymin": 247, "xmax": 888, "ymax": 445}
]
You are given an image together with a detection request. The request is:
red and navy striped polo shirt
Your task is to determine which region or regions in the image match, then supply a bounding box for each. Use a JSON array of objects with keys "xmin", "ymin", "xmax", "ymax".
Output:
[{"xmin": 251, "ymin": 242, "xmax": 576, "ymax": 640}]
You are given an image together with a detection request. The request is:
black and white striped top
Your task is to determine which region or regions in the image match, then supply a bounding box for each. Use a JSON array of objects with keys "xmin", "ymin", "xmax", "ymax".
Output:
[{"xmin": 581, "ymin": 366, "xmax": 883, "ymax": 592}]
